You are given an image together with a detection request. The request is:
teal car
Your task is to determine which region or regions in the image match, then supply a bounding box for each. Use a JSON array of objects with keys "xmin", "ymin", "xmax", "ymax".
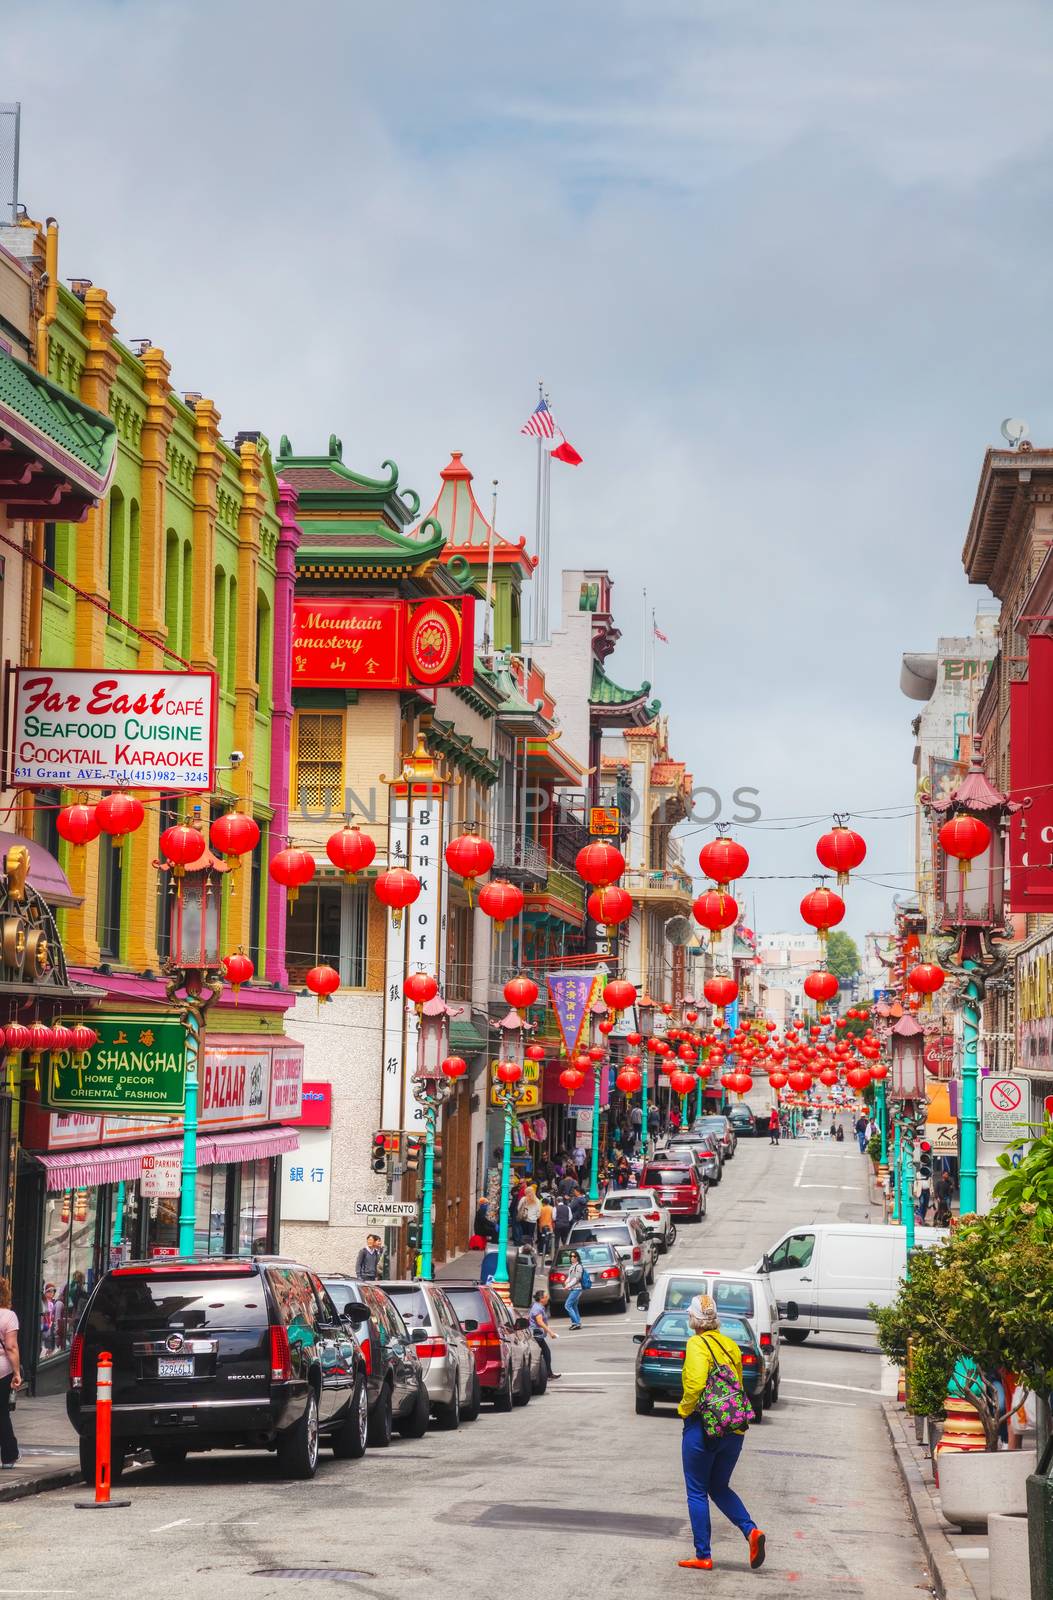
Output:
[{"xmin": 633, "ymin": 1310, "xmax": 764, "ymax": 1418}]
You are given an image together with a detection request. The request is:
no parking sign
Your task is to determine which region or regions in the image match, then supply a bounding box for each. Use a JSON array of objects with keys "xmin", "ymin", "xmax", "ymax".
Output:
[{"xmin": 980, "ymin": 1076, "xmax": 1028, "ymax": 1142}]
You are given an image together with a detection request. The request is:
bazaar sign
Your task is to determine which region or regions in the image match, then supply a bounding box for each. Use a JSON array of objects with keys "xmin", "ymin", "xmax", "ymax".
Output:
[
  {"xmin": 7, "ymin": 668, "xmax": 217, "ymax": 791},
  {"xmin": 292, "ymin": 597, "xmax": 474, "ymax": 690},
  {"xmin": 43, "ymin": 1013, "xmax": 187, "ymax": 1115}
]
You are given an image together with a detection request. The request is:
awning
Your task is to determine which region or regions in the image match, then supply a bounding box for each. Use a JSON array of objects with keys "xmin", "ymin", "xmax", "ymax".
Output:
[
  {"xmin": 33, "ymin": 1126, "xmax": 300, "ymax": 1191},
  {"xmin": 0, "ymin": 347, "xmax": 117, "ymax": 519},
  {"xmin": 449, "ymin": 1018, "xmax": 489, "ymax": 1056},
  {"xmin": 0, "ymin": 831, "xmax": 79, "ymax": 909}
]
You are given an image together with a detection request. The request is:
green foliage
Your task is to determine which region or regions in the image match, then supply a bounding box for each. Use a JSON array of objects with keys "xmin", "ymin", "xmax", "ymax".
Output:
[
  {"xmin": 825, "ymin": 931, "xmax": 860, "ymax": 981},
  {"xmin": 992, "ymin": 1123, "xmax": 1053, "ymax": 1237},
  {"xmin": 907, "ymin": 1342, "xmax": 955, "ymax": 1419},
  {"xmin": 866, "ymin": 1132, "xmax": 882, "ymax": 1162}
]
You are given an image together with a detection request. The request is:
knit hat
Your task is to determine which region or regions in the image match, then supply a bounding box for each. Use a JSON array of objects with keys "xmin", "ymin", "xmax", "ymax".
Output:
[{"xmin": 687, "ymin": 1294, "xmax": 719, "ymax": 1332}]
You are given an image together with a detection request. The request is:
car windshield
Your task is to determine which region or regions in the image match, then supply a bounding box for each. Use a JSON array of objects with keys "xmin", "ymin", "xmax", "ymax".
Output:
[
  {"xmin": 603, "ymin": 1195, "xmax": 652, "ymax": 1211},
  {"xmin": 553, "ymin": 1245, "xmax": 615, "ymax": 1267},
  {"xmin": 443, "ymin": 1287, "xmax": 488, "ymax": 1325},
  {"xmin": 321, "ymin": 1280, "xmax": 359, "ymax": 1316},
  {"xmin": 644, "ymin": 1169, "xmax": 692, "ymax": 1186},
  {"xmin": 570, "ymin": 1224, "xmax": 631, "ymax": 1244},
  {"xmin": 86, "ymin": 1272, "xmax": 266, "ymax": 1332},
  {"xmin": 381, "ymin": 1285, "xmax": 431, "ymax": 1325},
  {"xmin": 653, "ymin": 1311, "xmax": 751, "ymax": 1346}
]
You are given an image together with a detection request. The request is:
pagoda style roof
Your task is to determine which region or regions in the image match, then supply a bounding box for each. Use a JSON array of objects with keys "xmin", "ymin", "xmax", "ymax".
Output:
[
  {"xmin": 590, "ymin": 659, "xmax": 660, "ymax": 725},
  {"xmin": 0, "ymin": 347, "xmax": 117, "ymax": 517},
  {"xmin": 422, "ymin": 452, "xmax": 537, "ymax": 578},
  {"xmin": 277, "ymin": 433, "xmax": 445, "ymax": 578}
]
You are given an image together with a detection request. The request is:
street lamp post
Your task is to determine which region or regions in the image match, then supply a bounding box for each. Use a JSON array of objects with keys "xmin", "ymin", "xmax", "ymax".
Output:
[
  {"xmin": 163, "ymin": 843, "xmax": 227, "ymax": 1258},
  {"xmin": 491, "ymin": 1007, "xmax": 529, "ymax": 1291},
  {"xmin": 411, "ymin": 993, "xmax": 457, "ymax": 1281},
  {"xmin": 889, "ymin": 1015, "xmax": 925, "ymax": 1266},
  {"xmin": 637, "ymin": 994, "xmax": 655, "ymax": 1156},
  {"xmin": 587, "ymin": 1000, "xmax": 610, "ymax": 1209}
]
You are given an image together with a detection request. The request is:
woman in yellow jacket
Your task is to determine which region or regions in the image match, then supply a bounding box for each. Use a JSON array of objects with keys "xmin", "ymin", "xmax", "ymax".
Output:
[{"xmin": 677, "ymin": 1295, "xmax": 766, "ymax": 1572}]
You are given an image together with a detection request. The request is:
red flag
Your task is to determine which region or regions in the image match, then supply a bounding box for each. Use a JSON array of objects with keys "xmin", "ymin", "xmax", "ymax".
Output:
[{"xmin": 551, "ymin": 437, "xmax": 582, "ymax": 466}]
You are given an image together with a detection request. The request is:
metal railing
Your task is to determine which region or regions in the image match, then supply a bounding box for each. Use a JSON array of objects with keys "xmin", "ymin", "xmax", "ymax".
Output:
[
  {"xmin": 490, "ymin": 824, "xmax": 548, "ymax": 882},
  {"xmin": 623, "ymin": 866, "xmax": 693, "ymax": 895}
]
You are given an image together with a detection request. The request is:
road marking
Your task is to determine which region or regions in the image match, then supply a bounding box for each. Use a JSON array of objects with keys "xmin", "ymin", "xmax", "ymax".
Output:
[
  {"xmin": 151, "ymin": 1518, "xmax": 193, "ymax": 1532},
  {"xmin": 780, "ymin": 1378, "xmax": 880, "ymax": 1396},
  {"xmin": 793, "ymin": 1155, "xmax": 808, "ymax": 1188},
  {"xmin": 951, "ymin": 1550, "xmax": 989, "ymax": 1560},
  {"xmin": 784, "ymin": 1394, "xmax": 859, "ymax": 1409}
]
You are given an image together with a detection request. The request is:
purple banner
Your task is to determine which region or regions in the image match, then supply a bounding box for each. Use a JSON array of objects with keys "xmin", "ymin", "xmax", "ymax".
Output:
[{"xmin": 546, "ymin": 971, "xmax": 602, "ymax": 1058}]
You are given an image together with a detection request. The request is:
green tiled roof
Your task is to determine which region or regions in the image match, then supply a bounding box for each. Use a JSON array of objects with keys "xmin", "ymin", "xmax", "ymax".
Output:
[
  {"xmin": 0, "ymin": 347, "xmax": 116, "ymax": 489},
  {"xmin": 590, "ymin": 659, "xmax": 660, "ymax": 714}
]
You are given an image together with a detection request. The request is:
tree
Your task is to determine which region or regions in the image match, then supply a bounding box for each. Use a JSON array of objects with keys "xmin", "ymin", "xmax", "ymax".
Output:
[{"xmin": 824, "ymin": 930, "xmax": 860, "ymax": 982}]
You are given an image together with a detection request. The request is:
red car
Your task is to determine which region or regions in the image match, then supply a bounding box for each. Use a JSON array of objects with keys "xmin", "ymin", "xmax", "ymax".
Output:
[
  {"xmin": 441, "ymin": 1282, "xmax": 539, "ymax": 1410},
  {"xmin": 640, "ymin": 1161, "xmax": 706, "ymax": 1221}
]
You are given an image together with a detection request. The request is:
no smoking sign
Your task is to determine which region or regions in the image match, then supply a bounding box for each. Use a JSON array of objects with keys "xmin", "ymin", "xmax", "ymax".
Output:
[{"xmin": 981, "ymin": 1076, "xmax": 1027, "ymax": 1142}]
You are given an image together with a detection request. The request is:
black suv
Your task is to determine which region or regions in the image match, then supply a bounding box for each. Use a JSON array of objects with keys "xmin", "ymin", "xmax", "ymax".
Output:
[
  {"xmin": 68, "ymin": 1257, "xmax": 371, "ymax": 1481},
  {"xmin": 322, "ymin": 1276, "xmax": 429, "ymax": 1446}
]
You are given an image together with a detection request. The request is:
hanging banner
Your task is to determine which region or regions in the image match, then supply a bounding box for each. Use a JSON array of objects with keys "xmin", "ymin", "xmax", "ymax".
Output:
[
  {"xmin": 546, "ymin": 971, "xmax": 602, "ymax": 1058},
  {"xmin": 1010, "ymin": 634, "xmax": 1053, "ymax": 915},
  {"xmin": 8, "ymin": 668, "xmax": 217, "ymax": 792}
]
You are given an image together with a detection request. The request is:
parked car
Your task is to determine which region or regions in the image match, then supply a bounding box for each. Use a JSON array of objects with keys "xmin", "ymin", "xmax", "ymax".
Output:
[
  {"xmin": 727, "ymin": 1105, "xmax": 758, "ymax": 1137},
  {"xmin": 68, "ymin": 1257, "xmax": 371, "ymax": 1482},
  {"xmin": 599, "ymin": 1188, "xmax": 676, "ymax": 1252},
  {"xmin": 378, "ymin": 1281, "xmax": 481, "ymax": 1429},
  {"xmin": 567, "ymin": 1216, "xmax": 657, "ymax": 1290},
  {"xmin": 633, "ymin": 1309, "xmax": 765, "ymax": 1417},
  {"xmin": 639, "ymin": 1161, "xmax": 706, "ymax": 1221},
  {"xmin": 441, "ymin": 1281, "xmax": 541, "ymax": 1408},
  {"xmin": 548, "ymin": 1242, "xmax": 629, "ymax": 1313},
  {"xmin": 668, "ymin": 1133, "xmax": 722, "ymax": 1185},
  {"xmin": 658, "ymin": 1145, "xmax": 712, "ymax": 1187},
  {"xmin": 694, "ymin": 1114, "xmax": 737, "ymax": 1160},
  {"xmin": 321, "ymin": 1275, "xmax": 430, "ymax": 1445},
  {"xmin": 648, "ymin": 1268, "xmax": 781, "ymax": 1406}
]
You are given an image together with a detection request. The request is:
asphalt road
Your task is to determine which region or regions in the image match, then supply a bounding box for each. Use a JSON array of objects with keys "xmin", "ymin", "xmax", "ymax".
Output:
[{"xmin": 2, "ymin": 1135, "xmax": 928, "ymax": 1598}]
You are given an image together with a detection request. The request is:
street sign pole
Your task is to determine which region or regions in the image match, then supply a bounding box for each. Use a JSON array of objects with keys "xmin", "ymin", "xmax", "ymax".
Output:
[
  {"xmin": 902, "ymin": 1123, "xmax": 916, "ymax": 1273},
  {"xmin": 418, "ymin": 1096, "xmax": 437, "ymax": 1280},
  {"xmin": 892, "ymin": 1117, "xmax": 902, "ymax": 1224},
  {"xmin": 177, "ymin": 998, "xmax": 203, "ymax": 1258},
  {"xmin": 959, "ymin": 961, "xmax": 981, "ymax": 1215},
  {"xmin": 492, "ymin": 1085, "xmax": 517, "ymax": 1290}
]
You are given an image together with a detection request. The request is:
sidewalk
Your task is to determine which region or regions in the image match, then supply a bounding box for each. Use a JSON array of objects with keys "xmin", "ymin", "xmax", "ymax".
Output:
[
  {"xmin": 0, "ymin": 1388, "xmax": 82, "ymax": 1502},
  {"xmin": 882, "ymin": 1400, "xmax": 988, "ymax": 1600}
]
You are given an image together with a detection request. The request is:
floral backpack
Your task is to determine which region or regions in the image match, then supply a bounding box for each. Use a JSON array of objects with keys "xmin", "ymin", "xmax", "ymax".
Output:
[{"xmin": 695, "ymin": 1332, "xmax": 753, "ymax": 1438}]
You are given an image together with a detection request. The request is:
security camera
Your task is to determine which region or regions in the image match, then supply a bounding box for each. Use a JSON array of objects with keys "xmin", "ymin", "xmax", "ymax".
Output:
[{"xmin": 229, "ymin": 750, "xmax": 244, "ymax": 768}]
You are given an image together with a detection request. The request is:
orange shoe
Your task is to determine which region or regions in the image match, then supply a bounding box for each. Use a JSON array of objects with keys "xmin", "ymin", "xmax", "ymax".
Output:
[
  {"xmin": 748, "ymin": 1529, "xmax": 766, "ymax": 1570},
  {"xmin": 677, "ymin": 1558, "xmax": 713, "ymax": 1569}
]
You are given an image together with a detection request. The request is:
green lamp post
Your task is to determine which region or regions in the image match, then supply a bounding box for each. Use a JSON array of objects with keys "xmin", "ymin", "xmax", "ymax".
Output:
[
  {"xmin": 636, "ymin": 994, "xmax": 655, "ymax": 1156},
  {"xmin": 490, "ymin": 1006, "xmax": 529, "ymax": 1291},
  {"xmin": 410, "ymin": 991, "xmax": 457, "ymax": 1282}
]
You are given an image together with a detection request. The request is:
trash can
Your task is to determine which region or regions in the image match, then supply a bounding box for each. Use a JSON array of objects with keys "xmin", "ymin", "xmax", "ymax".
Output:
[
  {"xmin": 510, "ymin": 1248, "xmax": 538, "ymax": 1309},
  {"xmin": 1026, "ymin": 1433, "xmax": 1053, "ymax": 1599}
]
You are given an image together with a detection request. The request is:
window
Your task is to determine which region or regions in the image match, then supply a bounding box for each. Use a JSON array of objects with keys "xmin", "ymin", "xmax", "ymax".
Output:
[
  {"xmin": 39, "ymin": 1187, "xmax": 100, "ymax": 1360},
  {"xmin": 287, "ymin": 883, "xmax": 341, "ymax": 985},
  {"xmin": 256, "ymin": 591, "xmax": 272, "ymax": 699},
  {"xmin": 98, "ymin": 833, "xmax": 123, "ymax": 958},
  {"xmin": 342, "ymin": 881, "xmax": 368, "ymax": 987},
  {"xmin": 248, "ymin": 828, "xmax": 265, "ymax": 976},
  {"xmin": 767, "ymin": 1233, "xmax": 815, "ymax": 1272},
  {"xmin": 127, "ymin": 500, "xmax": 140, "ymax": 623},
  {"xmin": 107, "ymin": 489, "xmax": 126, "ymax": 619},
  {"xmin": 180, "ymin": 540, "xmax": 193, "ymax": 658},
  {"xmin": 214, "ymin": 567, "xmax": 227, "ymax": 685},
  {"xmin": 294, "ymin": 711, "xmax": 344, "ymax": 813},
  {"xmin": 264, "ymin": 1267, "xmax": 319, "ymax": 1342},
  {"xmin": 42, "ymin": 523, "xmax": 56, "ymax": 590},
  {"xmin": 237, "ymin": 1159, "xmax": 273, "ymax": 1255},
  {"xmin": 227, "ymin": 574, "xmax": 238, "ymax": 685},
  {"xmin": 33, "ymin": 788, "xmax": 59, "ymax": 859},
  {"xmin": 164, "ymin": 529, "xmax": 181, "ymax": 653}
]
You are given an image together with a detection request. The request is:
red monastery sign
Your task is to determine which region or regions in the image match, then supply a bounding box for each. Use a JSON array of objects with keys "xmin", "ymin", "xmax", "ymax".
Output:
[{"xmin": 292, "ymin": 597, "xmax": 474, "ymax": 690}]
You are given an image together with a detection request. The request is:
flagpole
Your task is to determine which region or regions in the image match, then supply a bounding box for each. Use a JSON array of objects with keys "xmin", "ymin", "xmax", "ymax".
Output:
[
  {"xmin": 641, "ymin": 587, "xmax": 648, "ymax": 683},
  {"xmin": 650, "ymin": 607, "xmax": 656, "ymax": 690},
  {"xmin": 541, "ymin": 444, "xmax": 551, "ymax": 645},
  {"xmin": 533, "ymin": 378, "xmax": 544, "ymax": 644},
  {"xmin": 483, "ymin": 480, "xmax": 498, "ymax": 657}
]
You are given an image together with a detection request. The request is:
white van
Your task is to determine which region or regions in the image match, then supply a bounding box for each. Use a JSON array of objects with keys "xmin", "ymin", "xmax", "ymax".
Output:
[
  {"xmin": 648, "ymin": 1267, "xmax": 782, "ymax": 1408},
  {"xmin": 750, "ymin": 1223, "xmax": 947, "ymax": 1340}
]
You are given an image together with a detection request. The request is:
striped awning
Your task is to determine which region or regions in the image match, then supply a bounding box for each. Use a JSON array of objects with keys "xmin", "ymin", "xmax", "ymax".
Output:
[{"xmin": 33, "ymin": 1125, "xmax": 300, "ymax": 1191}]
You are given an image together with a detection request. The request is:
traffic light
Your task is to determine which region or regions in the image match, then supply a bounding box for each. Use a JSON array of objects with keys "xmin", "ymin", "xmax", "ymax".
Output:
[
  {"xmin": 405, "ymin": 1220, "xmax": 422, "ymax": 1254},
  {"xmin": 405, "ymin": 1135, "xmax": 423, "ymax": 1174},
  {"xmin": 371, "ymin": 1133, "xmax": 389, "ymax": 1174},
  {"xmin": 917, "ymin": 1139, "xmax": 933, "ymax": 1182},
  {"xmin": 432, "ymin": 1138, "xmax": 443, "ymax": 1189}
]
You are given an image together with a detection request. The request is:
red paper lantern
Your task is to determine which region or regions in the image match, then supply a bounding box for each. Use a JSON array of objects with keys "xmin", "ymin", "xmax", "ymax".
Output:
[
  {"xmin": 477, "ymin": 879, "xmax": 524, "ymax": 930},
  {"xmin": 70, "ymin": 1024, "xmax": 97, "ymax": 1052},
  {"xmin": 503, "ymin": 975, "xmax": 540, "ymax": 1010},
  {"xmin": 444, "ymin": 832, "xmax": 495, "ymax": 903},
  {"xmin": 27, "ymin": 1022, "xmax": 55, "ymax": 1056},
  {"xmin": 869, "ymin": 1062, "xmax": 888, "ymax": 1081},
  {"xmin": 598, "ymin": 1018, "xmax": 615, "ymax": 1035},
  {"xmin": 623, "ymin": 1051, "xmax": 642, "ymax": 1068},
  {"xmin": 575, "ymin": 842, "xmax": 625, "ymax": 887},
  {"xmin": 768, "ymin": 1069, "xmax": 789, "ymax": 1090},
  {"xmin": 818, "ymin": 1066, "xmax": 839, "ymax": 1087},
  {"xmin": 908, "ymin": 963, "xmax": 946, "ymax": 997},
  {"xmin": 222, "ymin": 951, "xmax": 254, "ymax": 997},
  {"xmin": 161, "ymin": 823, "xmax": 208, "ymax": 871},
  {"xmin": 525, "ymin": 1043, "xmax": 546, "ymax": 1062},
  {"xmin": 268, "ymin": 845, "xmax": 316, "ymax": 908},
  {"xmin": 325, "ymin": 824, "xmax": 377, "ymax": 880},
  {"xmin": 441, "ymin": 1055, "xmax": 468, "ymax": 1080},
  {"xmin": 693, "ymin": 890, "xmax": 739, "ymax": 940},
  {"xmin": 497, "ymin": 1060, "xmax": 523, "ymax": 1085},
  {"xmin": 799, "ymin": 887, "xmax": 846, "ymax": 939},
  {"xmin": 815, "ymin": 826, "xmax": 867, "ymax": 888},
  {"xmin": 616, "ymin": 1067, "xmax": 642, "ymax": 1093},
  {"xmin": 704, "ymin": 974, "xmax": 738, "ymax": 1008},
  {"xmin": 305, "ymin": 963, "xmax": 340, "ymax": 1002},
  {"xmin": 374, "ymin": 866, "xmax": 422, "ymax": 927},
  {"xmin": 685, "ymin": 1009, "xmax": 699, "ymax": 1024},
  {"xmin": 695, "ymin": 1062, "xmax": 712, "ymax": 1081},
  {"xmin": 669, "ymin": 1068, "xmax": 695, "ymax": 1096},
  {"xmin": 587, "ymin": 1045, "xmax": 605, "ymax": 1063},
  {"xmin": 587, "ymin": 885, "xmax": 633, "ymax": 926},
  {"xmin": 787, "ymin": 1069, "xmax": 812, "ymax": 1092},
  {"xmin": 603, "ymin": 979, "xmax": 637, "ymax": 1013},
  {"xmin": 938, "ymin": 814, "xmax": 991, "ymax": 872},
  {"xmin": 210, "ymin": 809, "xmax": 260, "ymax": 862},
  {"xmin": 56, "ymin": 803, "xmax": 100, "ymax": 848},
  {"xmin": 574, "ymin": 1054, "xmax": 593, "ymax": 1072},
  {"xmin": 728, "ymin": 1071, "xmax": 753, "ymax": 1096},
  {"xmin": 559, "ymin": 1065, "xmax": 585, "ymax": 1096},
  {"xmin": 96, "ymin": 792, "xmax": 145, "ymax": 840},
  {"xmin": 49, "ymin": 1023, "xmax": 74, "ymax": 1053},
  {"xmin": 404, "ymin": 972, "xmax": 438, "ymax": 1008},
  {"xmin": 698, "ymin": 837, "xmax": 749, "ymax": 886},
  {"xmin": 846, "ymin": 1065, "xmax": 871, "ymax": 1091}
]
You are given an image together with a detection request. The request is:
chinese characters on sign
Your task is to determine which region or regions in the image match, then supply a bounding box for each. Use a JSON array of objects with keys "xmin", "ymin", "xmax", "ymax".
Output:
[
  {"xmin": 291, "ymin": 598, "xmax": 475, "ymax": 691},
  {"xmin": 43, "ymin": 1014, "xmax": 187, "ymax": 1115},
  {"xmin": 546, "ymin": 972, "xmax": 602, "ymax": 1059},
  {"xmin": 280, "ymin": 1126, "xmax": 332, "ymax": 1222}
]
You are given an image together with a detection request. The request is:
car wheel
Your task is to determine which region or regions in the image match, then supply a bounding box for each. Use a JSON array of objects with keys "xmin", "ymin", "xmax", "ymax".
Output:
[
  {"xmin": 397, "ymin": 1379, "xmax": 431, "ymax": 1438},
  {"xmin": 79, "ymin": 1433, "xmax": 126, "ymax": 1486},
  {"xmin": 512, "ymin": 1362, "xmax": 531, "ymax": 1407},
  {"xmin": 531, "ymin": 1356, "xmax": 548, "ymax": 1397},
  {"xmin": 615, "ymin": 1291, "xmax": 629, "ymax": 1313},
  {"xmin": 276, "ymin": 1388, "xmax": 320, "ymax": 1479},
  {"xmin": 646, "ymin": 1261, "xmax": 655, "ymax": 1286},
  {"xmin": 751, "ymin": 1392, "xmax": 764, "ymax": 1423},
  {"xmin": 366, "ymin": 1383, "xmax": 394, "ymax": 1447},
  {"xmin": 772, "ymin": 1371, "xmax": 780, "ymax": 1404},
  {"xmin": 461, "ymin": 1368, "xmax": 482, "ymax": 1422},
  {"xmin": 150, "ymin": 1443, "xmax": 187, "ymax": 1471},
  {"xmin": 781, "ymin": 1329, "xmax": 810, "ymax": 1345},
  {"xmin": 492, "ymin": 1364, "xmax": 514, "ymax": 1412},
  {"xmin": 435, "ymin": 1380, "xmax": 461, "ymax": 1431},
  {"xmin": 332, "ymin": 1374, "xmax": 369, "ymax": 1459},
  {"xmin": 667, "ymin": 1224, "xmax": 677, "ymax": 1248},
  {"xmin": 635, "ymin": 1391, "xmax": 655, "ymax": 1415}
]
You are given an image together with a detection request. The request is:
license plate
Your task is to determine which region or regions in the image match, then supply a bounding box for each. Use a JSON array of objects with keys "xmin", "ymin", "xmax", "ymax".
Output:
[{"xmin": 157, "ymin": 1358, "xmax": 194, "ymax": 1378}]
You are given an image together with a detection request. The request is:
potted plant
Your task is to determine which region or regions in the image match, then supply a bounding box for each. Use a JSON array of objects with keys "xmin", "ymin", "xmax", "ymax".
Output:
[{"xmin": 866, "ymin": 1130, "xmax": 882, "ymax": 1169}]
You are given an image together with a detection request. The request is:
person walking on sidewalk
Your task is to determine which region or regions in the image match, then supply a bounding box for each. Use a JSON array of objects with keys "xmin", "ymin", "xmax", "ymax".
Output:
[
  {"xmin": 677, "ymin": 1294, "xmax": 765, "ymax": 1573},
  {"xmin": 355, "ymin": 1235, "xmax": 384, "ymax": 1280},
  {"xmin": 563, "ymin": 1251, "xmax": 586, "ymax": 1330},
  {"xmin": 0, "ymin": 1276, "xmax": 22, "ymax": 1469},
  {"xmin": 528, "ymin": 1289, "xmax": 561, "ymax": 1379},
  {"xmin": 854, "ymin": 1111, "xmax": 868, "ymax": 1154},
  {"xmin": 768, "ymin": 1108, "xmax": 780, "ymax": 1146}
]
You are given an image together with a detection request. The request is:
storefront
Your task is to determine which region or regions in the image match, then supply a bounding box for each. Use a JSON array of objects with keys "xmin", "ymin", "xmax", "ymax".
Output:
[{"xmin": 21, "ymin": 1033, "xmax": 303, "ymax": 1389}]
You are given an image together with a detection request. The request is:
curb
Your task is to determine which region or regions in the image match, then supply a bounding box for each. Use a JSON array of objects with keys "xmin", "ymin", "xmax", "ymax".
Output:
[
  {"xmin": 0, "ymin": 1465, "xmax": 82, "ymax": 1502},
  {"xmin": 881, "ymin": 1401, "xmax": 977, "ymax": 1600}
]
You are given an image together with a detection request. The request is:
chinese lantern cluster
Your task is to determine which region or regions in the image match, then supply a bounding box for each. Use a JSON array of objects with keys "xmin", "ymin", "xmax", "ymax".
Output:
[
  {"xmin": 3, "ymin": 1018, "xmax": 100, "ymax": 1091},
  {"xmin": 575, "ymin": 841, "xmax": 634, "ymax": 929},
  {"xmin": 693, "ymin": 836, "xmax": 748, "ymax": 946},
  {"xmin": 56, "ymin": 792, "xmax": 147, "ymax": 849}
]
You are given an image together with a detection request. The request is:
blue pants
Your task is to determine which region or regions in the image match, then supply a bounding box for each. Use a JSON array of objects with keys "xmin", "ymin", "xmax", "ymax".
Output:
[
  {"xmin": 857, "ymin": 1131, "xmax": 867, "ymax": 1152},
  {"xmin": 681, "ymin": 1420, "xmax": 755, "ymax": 1559},
  {"xmin": 565, "ymin": 1287, "xmax": 582, "ymax": 1327}
]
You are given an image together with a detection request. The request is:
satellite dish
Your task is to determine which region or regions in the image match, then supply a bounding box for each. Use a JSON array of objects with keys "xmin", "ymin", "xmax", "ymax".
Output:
[
  {"xmin": 1001, "ymin": 418, "xmax": 1030, "ymax": 447},
  {"xmin": 664, "ymin": 916, "xmax": 694, "ymax": 946}
]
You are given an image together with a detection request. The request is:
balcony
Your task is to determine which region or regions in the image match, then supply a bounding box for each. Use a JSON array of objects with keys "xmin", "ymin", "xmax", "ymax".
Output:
[
  {"xmin": 623, "ymin": 866, "xmax": 694, "ymax": 907},
  {"xmin": 490, "ymin": 824, "xmax": 549, "ymax": 885},
  {"xmin": 552, "ymin": 804, "xmax": 590, "ymax": 870}
]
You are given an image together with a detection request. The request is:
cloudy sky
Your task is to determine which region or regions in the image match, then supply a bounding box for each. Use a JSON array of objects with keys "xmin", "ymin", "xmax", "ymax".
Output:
[{"xmin": 9, "ymin": 0, "xmax": 1052, "ymax": 951}]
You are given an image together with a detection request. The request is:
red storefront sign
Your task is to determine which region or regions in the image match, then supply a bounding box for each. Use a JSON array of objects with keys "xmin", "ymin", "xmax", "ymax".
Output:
[
  {"xmin": 284, "ymin": 1081, "xmax": 332, "ymax": 1128},
  {"xmin": 923, "ymin": 1033, "xmax": 954, "ymax": 1079},
  {"xmin": 1010, "ymin": 633, "xmax": 1053, "ymax": 913},
  {"xmin": 291, "ymin": 597, "xmax": 475, "ymax": 690}
]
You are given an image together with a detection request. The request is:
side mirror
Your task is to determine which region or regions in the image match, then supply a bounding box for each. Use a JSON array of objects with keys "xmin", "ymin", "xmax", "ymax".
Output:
[
  {"xmin": 460, "ymin": 1318, "xmax": 478, "ymax": 1333},
  {"xmin": 409, "ymin": 1326, "xmax": 430, "ymax": 1344},
  {"xmin": 513, "ymin": 1315, "xmax": 529, "ymax": 1331},
  {"xmin": 342, "ymin": 1303, "xmax": 371, "ymax": 1327},
  {"xmin": 784, "ymin": 1301, "xmax": 799, "ymax": 1322},
  {"xmin": 632, "ymin": 1333, "xmax": 645, "ymax": 1344},
  {"xmin": 760, "ymin": 1254, "xmax": 772, "ymax": 1274}
]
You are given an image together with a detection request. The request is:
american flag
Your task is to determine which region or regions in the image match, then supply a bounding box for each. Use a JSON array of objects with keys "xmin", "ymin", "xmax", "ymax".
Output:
[
  {"xmin": 521, "ymin": 398, "xmax": 558, "ymax": 440},
  {"xmin": 654, "ymin": 621, "xmax": 669, "ymax": 643}
]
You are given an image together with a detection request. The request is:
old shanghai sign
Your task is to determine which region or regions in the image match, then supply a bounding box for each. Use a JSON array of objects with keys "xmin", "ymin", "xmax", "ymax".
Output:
[
  {"xmin": 7, "ymin": 668, "xmax": 217, "ymax": 791},
  {"xmin": 292, "ymin": 597, "xmax": 474, "ymax": 691},
  {"xmin": 43, "ymin": 1013, "xmax": 187, "ymax": 1115}
]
